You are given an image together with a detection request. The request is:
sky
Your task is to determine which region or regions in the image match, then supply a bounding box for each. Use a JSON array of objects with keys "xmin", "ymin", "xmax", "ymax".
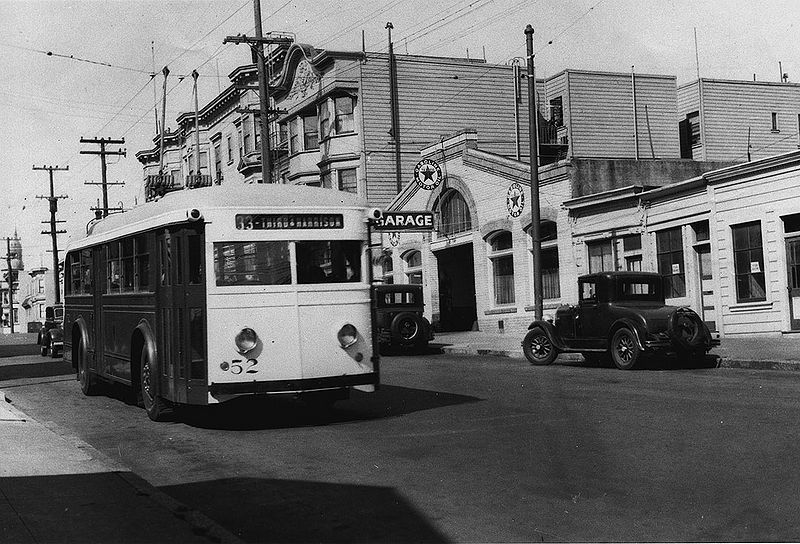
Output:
[{"xmin": 1, "ymin": 0, "xmax": 799, "ymax": 267}]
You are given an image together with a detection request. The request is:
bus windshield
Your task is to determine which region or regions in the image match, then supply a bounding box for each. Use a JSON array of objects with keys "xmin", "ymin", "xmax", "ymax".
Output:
[{"xmin": 213, "ymin": 240, "xmax": 362, "ymax": 286}]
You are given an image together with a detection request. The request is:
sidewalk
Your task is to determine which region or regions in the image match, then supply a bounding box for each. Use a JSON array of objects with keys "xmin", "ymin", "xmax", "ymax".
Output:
[
  {"xmin": 434, "ymin": 330, "xmax": 800, "ymax": 371},
  {"xmin": 0, "ymin": 390, "xmax": 243, "ymax": 544}
]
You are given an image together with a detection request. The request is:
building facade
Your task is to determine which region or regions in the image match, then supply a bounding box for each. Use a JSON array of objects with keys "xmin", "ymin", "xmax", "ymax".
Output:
[
  {"xmin": 379, "ymin": 130, "xmax": 730, "ymax": 335},
  {"xmin": 678, "ymin": 78, "xmax": 800, "ymax": 162},
  {"xmin": 566, "ymin": 150, "xmax": 800, "ymax": 337}
]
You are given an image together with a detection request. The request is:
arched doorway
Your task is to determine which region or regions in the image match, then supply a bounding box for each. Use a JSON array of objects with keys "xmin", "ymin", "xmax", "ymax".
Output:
[{"xmin": 435, "ymin": 189, "xmax": 477, "ymax": 331}]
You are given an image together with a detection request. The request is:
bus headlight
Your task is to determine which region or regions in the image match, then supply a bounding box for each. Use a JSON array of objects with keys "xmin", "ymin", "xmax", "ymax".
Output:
[
  {"xmin": 235, "ymin": 327, "xmax": 259, "ymax": 354},
  {"xmin": 337, "ymin": 324, "xmax": 358, "ymax": 349}
]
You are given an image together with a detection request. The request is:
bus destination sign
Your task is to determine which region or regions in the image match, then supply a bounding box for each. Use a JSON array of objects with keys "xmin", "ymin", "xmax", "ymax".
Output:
[
  {"xmin": 374, "ymin": 211, "xmax": 435, "ymax": 231},
  {"xmin": 236, "ymin": 213, "xmax": 344, "ymax": 230}
]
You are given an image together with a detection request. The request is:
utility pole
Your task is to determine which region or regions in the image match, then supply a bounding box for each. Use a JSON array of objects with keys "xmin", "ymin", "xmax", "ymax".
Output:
[
  {"xmin": 525, "ymin": 24, "xmax": 543, "ymax": 320},
  {"xmin": 80, "ymin": 137, "xmax": 126, "ymax": 217},
  {"xmin": 2, "ymin": 238, "xmax": 18, "ymax": 334},
  {"xmin": 224, "ymin": 2, "xmax": 293, "ymax": 184},
  {"xmin": 386, "ymin": 22, "xmax": 402, "ymax": 194},
  {"xmin": 33, "ymin": 165, "xmax": 69, "ymax": 304}
]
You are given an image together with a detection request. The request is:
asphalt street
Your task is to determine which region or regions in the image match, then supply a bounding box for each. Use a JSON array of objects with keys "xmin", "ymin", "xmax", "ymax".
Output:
[{"xmin": 4, "ymin": 350, "xmax": 800, "ymax": 542}]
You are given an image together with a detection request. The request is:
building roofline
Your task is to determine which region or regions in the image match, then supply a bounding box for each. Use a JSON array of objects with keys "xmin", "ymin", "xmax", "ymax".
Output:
[
  {"xmin": 677, "ymin": 77, "xmax": 800, "ymax": 90},
  {"xmin": 546, "ymin": 68, "xmax": 677, "ymax": 82}
]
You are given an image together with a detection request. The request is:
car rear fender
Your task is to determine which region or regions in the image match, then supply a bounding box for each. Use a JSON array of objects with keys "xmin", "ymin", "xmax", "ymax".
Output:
[
  {"xmin": 608, "ymin": 318, "xmax": 646, "ymax": 351},
  {"xmin": 527, "ymin": 320, "xmax": 568, "ymax": 351}
]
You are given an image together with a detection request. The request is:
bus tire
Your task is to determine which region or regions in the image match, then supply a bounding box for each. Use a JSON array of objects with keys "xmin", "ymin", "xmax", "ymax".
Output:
[
  {"xmin": 140, "ymin": 349, "xmax": 168, "ymax": 421},
  {"xmin": 77, "ymin": 339, "xmax": 101, "ymax": 396}
]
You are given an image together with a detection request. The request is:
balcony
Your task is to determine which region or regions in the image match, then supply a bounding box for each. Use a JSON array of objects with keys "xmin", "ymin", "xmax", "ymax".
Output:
[
  {"xmin": 538, "ymin": 118, "xmax": 569, "ymax": 166},
  {"xmin": 145, "ymin": 173, "xmax": 178, "ymax": 201},
  {"xmin": 185, "ymin": 174, "xmax": 216, "ymax": 188}
]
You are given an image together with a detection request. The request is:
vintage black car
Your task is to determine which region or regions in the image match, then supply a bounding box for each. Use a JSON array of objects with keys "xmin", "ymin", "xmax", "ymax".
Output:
[
  {"xmin": 38, "ymin": 304, "xmax": 64, "ymax": 358},
  {"xmin": 373, "ymin": 284, "xmax": 433, "ymax": 352},
  {"xmin": 522, "ymin": 272, "xmax": 719, "ymax": 370}
]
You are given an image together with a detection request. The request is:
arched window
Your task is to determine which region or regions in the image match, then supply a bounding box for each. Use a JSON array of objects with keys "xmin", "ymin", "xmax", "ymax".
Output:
[
  {"xmin": 403, "ymin": 250, "xmax": 422, "ymax": 285},
  {"xmin": 380, "ymin": 255, "xmax": 394, "ymax": 284},
  {"xmin": 439, "ymin": 190, "xmax": 472, "ymax": 236},
  {"xmin": 488, "ymin": 231, "xmax": 515, "ymax": 305}
]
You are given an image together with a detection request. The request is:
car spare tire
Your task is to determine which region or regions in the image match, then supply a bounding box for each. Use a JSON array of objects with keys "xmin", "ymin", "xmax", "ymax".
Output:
[
  {"xmin": 668, "ymin": 308, "xmax": 706, "ymax": 350},
  {"xmin": 390, "ymin": 312, "xmax": 424, "ymax": 345}
]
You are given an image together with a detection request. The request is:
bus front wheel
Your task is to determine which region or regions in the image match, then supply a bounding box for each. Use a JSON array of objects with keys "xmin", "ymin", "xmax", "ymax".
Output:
[
  {"xmin": 140, "ymin": 350, "xmax": 169, "ymax": 421},
  {"xmin": 77, "ymin": 340, "xmax": 101, "ymax": 396}
]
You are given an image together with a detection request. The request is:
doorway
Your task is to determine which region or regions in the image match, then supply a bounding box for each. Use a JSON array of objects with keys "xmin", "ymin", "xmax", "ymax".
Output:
[{"xmin": 435, "ymin": 243, "xmax": 477, "ymax": 331}]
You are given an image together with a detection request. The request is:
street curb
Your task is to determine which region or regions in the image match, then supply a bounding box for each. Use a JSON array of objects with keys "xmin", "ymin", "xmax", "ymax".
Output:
[
  {"xmin": 440, "ymin": 345, "xmax": 800, "ymax": 371},
  {"xmin": 1, "ymin": 392, "xmax": 247, "ymax": 544}
]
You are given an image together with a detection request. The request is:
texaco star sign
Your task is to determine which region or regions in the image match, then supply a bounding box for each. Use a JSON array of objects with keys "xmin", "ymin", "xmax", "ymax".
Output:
[
  {"xmin": 414, "ymin": 159, "xmax": 443, "ymax": 190},
  {"xmin": 506, "ymin": 182, "xmax": 525, "ymax": 218}
]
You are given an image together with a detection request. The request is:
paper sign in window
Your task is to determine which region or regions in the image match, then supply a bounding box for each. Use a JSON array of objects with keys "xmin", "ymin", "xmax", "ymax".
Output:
[
  {"xmin": 750, "ymin": 261, "xmax": 761, "ymax": 273},
  {"xmin": 671, "ymin": 263, "xmax": 681, "ymax": 275}
]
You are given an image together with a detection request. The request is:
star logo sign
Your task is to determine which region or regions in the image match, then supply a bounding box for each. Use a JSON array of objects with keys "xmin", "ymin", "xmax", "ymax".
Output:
[
  {"xmin": 414, "ymin": 159, "xmax": 443, "ymax": 190},
  {"xmin": 506, "ymin": 183, "xmax": 525, "ymax": 218}
]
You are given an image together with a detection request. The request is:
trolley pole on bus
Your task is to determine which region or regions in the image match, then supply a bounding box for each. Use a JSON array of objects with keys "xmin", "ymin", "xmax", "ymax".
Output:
[{"xmin": 525, "ymin": 24, "xmax": 543, "ymax": 320}]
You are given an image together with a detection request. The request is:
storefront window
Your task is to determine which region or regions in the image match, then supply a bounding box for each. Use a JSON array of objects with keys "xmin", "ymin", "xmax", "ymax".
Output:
[
  {"xmin": 732, "ymin": 221, "xmax": 766, "ymax": 302},
  {"xmin": 656, "ymin": 227, "xmax": 686, "ymax": 298},
  {"xmin": 588, "ymin": 239, "xmax": 614, "ymax": 273}
]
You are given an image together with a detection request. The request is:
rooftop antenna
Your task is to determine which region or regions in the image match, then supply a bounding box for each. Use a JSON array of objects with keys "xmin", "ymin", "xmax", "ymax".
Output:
[
  {"xmin": 482, "ymin": 45, "xmax": 486, "ymax": 61},
  {"xmin": 779, "ymin": 61, "xmax": 783, "ymax": 82}
]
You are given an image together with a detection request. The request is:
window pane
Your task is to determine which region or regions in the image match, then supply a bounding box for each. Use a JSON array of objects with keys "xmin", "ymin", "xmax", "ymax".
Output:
[
  {"xmin": 303, "ymin": 115, "xmax": 319, "ymax": 149},
  {"xmin": 338, "ymin": 168, "xmax": 357, "ymax": 193},
  {"xmin": 213, "ymin": 242, "xmax": 290, "ymax": 286},
  {"xmin": 404, "ymin": 250, "xmax": 421, "ymax": 268},
  {"xmin": 296, "ymin": 240, "xmax": 362, "ymax": 284},
  {"xmin": 491, "ymin": 231, "xmax": 513, "ymax": 251},
  {"xmin": 493, "ymin": 255, "xmax": 515, "ymax": 305},
  {"xmin": 335, "ymin": 96, "xmax": 355, "ymax": 133}
]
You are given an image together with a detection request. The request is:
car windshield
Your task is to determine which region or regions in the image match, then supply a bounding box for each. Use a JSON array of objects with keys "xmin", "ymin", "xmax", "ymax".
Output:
[{"xmin": 617, "ymin": 279, "xmax": 663, "ymax": 302}]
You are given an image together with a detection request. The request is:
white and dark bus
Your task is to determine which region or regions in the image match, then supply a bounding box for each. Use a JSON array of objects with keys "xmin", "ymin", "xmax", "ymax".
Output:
[{"xmin": 63, "ymin": 184, "xmax": 379, "ymax": 420}]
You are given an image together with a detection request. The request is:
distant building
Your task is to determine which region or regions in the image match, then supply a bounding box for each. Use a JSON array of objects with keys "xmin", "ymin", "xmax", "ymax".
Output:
[
  {"xmin": 678, "ymin": 78, "xmax": 800, "ymax": 162},
  {"xmin": 1, "ymin": 231, "xmax": 24, "ymax": 333}
]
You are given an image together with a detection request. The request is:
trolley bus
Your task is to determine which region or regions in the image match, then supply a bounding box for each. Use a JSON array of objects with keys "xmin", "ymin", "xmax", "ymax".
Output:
[{"xmin": 63, "ymin": 184, "xmax": 380, "ymax": 420}]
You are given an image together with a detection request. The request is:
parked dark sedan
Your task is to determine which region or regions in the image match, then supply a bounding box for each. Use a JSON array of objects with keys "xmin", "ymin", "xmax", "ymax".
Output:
[
  {"xmin": 522, "ymin": 272, "xmax": 719, "ymax": 370},
  {"xmin": 373, "ymin": 284, "xmax": 433, "ymax": 352},
  {"xmin": 38, "ymin": 304, "xmax": 64, "ymax": 358}
]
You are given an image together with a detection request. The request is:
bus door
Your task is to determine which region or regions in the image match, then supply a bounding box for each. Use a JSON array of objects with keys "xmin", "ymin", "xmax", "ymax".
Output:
[{"xmin": 157, "ymin": 226, "xmax": 206, "ymax": 404}]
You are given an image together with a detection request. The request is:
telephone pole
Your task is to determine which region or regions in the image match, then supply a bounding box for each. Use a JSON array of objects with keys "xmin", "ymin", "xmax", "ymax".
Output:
[
  {"xmin": 33, "ymin": 165, "xmax": 69, "ymax": 304},
  {"xmin": 1, "ymin": 238, "xmax": 18, "ymax": 333},
  {"xmin": 525, "ymin": 25, "xmax": 543, "ymax": 320},
  {"xmin": 224, "ymin": 0, "xmax": 293, "ymax": 184},
  {"xmin": 80, "ymin": 137, "xmax": 126, "ymax": 217}
]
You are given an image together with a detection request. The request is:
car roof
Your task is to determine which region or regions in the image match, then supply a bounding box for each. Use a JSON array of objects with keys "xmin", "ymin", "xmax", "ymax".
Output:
[
  {"xmin": 578, "ymin": 271, "xmax": 662, "ymax": 281},
  {"xmin": 373, "ymin": 284, "xmax": 423, "ymax": 293}
]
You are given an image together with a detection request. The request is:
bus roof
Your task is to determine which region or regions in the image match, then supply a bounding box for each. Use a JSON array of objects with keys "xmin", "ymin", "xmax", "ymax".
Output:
[{"xmin": 66, "ymin": 184, "xmax": 370, "ymax": 253}]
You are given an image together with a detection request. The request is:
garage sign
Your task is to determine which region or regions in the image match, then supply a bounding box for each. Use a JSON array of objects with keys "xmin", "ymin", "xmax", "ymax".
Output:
[{"xmin": 374, "ymin": 211, "xmax": 435, "ymax": 231}]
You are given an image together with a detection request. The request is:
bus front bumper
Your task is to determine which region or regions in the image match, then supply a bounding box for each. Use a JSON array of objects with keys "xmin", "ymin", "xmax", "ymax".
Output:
[{"xmin": 208, "ymin": 372, "xmax": 379, "ymax": 396}]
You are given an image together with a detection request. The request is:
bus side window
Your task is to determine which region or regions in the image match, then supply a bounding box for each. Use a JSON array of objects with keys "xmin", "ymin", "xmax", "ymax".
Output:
[
  {"xmin": 107, "ymin": 242, "xmax": 121, "ymax": 293},
  {"xmin": 187, "ymin": 234, "xmax": 202, "ymax": 285},
  {"xmin": 135, "ymin": 234, "xmax": 151, "ymax": 292},
  {"xmin": 81, "ymin": 249, "xmax": 93, "ymax": 294},
  {"xmin": 121, "ymin": 238, "xmax": 135, "ymax": 292},
  {"xmin": 69, "ymin": 253, "xmax": 81, "ymax": 295}
]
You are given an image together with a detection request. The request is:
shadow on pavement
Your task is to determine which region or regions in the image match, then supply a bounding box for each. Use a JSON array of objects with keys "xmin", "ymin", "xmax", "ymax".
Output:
[
  {"xmin": 0, "ymin": 360, "xmax": 73, "ymax": 381},
  {"xmin": 0, "ymin": 472, "xmax": 216, "ymax": 543},
  {"xmin": 160, "ymin": 477, "xmax": 450, "ymax": 543},
  {"xmin": 379, "ymin": 344, "xmax": 445, "ymax": 357},
  {"xmin": 176, "ymin": 385, "xmax": 481, "ymax": 431},
  {"xmin": 563, "ymin": 353, "xmax": 719, "ymax": 371},
  {"xmin": 0, "ymin": 344, "xmax": 42, "ymax": 358}
]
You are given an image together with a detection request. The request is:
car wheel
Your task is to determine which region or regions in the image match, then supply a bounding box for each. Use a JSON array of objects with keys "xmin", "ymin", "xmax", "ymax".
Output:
[
  {"xmin": 390, "ymin": 312, "xmax": 423, "ymax": 344},
  {"xmin": 522, "ymin": 328, "xmax": 558, "ymax": 365},
  {"xmin": 611, "ymin": 328, "xmax": 640, "ymax": 370},
  {"xmin": 77, "ymin": 340, "xmax": 101, "ymax": 396},
  {"xmin": 140, "ymin": 349, "xmax": 169, "ymax": 421}
]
